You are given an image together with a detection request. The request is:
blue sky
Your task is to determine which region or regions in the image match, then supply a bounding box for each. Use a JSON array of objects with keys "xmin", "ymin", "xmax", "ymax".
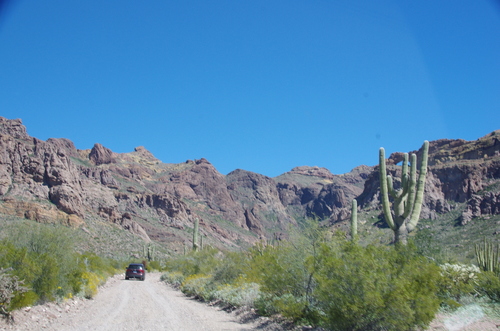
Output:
[{"xmin": 0, "ymin": 1, "xmax": 498, "ymax": 177}]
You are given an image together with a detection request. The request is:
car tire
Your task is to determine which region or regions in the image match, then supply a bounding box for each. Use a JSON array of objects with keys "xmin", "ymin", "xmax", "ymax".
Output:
[
  {"xmin": 141, "ymin": 277, "xmax": 145, "ymax": 281},
  {"xmin": 125, "ymin": 277, "xmax": 129, "ymax": 280}
]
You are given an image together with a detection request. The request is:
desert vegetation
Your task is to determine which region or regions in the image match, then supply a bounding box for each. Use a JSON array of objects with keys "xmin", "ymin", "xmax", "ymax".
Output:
[
  {"xmin": 0, "ymin": 223, "xmax": 121, "ymax": 320},
  {"xmin": 0, "ymin": 128, "xmax": 499, "ymax": 328},
  {"xmin": 160, "ymin": 220, "xmax": 500, "ymax": 330}
]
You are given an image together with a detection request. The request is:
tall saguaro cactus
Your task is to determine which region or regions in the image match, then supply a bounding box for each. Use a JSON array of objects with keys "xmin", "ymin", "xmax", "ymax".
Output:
[
  {"xmin": 193, "ymin": 218, "xmax": 200, "ymax": 251},
  {"xmin": 379, "ymin": 141, "xmax": 429, "ymax": 244},
  {"xmin": 143, "ymin": 243, "xmax": 156, "ymax": 261},
  {"xmin": 351, "ymin": 199, "xmax": 358, "ymax": 243}
]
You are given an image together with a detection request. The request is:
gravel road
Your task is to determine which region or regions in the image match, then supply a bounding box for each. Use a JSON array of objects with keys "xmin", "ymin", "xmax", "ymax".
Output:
[{"xmin": 1, "ymin": 273, "xmax": 259, "ymax": 331}]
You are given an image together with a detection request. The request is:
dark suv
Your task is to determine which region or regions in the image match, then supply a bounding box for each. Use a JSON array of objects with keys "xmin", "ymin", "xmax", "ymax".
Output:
[{"xmin": 125, "ymin": 263, "xmax": 146, "ymax": 281}]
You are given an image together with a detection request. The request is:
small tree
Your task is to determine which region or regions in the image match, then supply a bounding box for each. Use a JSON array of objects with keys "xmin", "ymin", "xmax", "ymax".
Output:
[{"xmin": 314, "ymin": 242, "xmax": 441, "ymax": 331}]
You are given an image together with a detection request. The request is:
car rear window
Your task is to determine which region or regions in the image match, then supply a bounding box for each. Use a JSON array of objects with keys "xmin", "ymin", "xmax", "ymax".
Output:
[{"xmin": 128, "ymin": 264, "xmax": 143, "ymax": 270}]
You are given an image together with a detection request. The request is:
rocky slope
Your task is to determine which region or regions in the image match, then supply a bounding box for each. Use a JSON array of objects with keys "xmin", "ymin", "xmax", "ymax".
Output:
[{"xmin": 0, "ymin": 116, "xmax": 499, "ymax": 255}]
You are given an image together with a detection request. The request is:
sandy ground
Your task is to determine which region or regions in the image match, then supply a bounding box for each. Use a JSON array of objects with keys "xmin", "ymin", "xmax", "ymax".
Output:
[{"xmin": 1, "ymin": 272, "xmax": 499, "ymax": 331}]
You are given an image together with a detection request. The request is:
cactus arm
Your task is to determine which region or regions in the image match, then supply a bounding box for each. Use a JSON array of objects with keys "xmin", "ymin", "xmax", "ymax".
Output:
[
  {"xmin": 403, "ymin": 154, "xmax": 417, "ymax": 218},
  {"xmin": 351, "ymin": 199, "xmax": 358, "ymax": 242},
  {"xmin": 400, "ymin": 154, "xmax": 410, "ymax": 198},
  {"xmin": 387, "ymin": 175, "xmax": 396, "ymax": 198},
  {"xmin": 401, "ymin": 153, "xmax": 409, "ymax": 189},
  {"xmin": 379, "ymin": 147, "xmax": 396, "ymax": 230},
  {"xmin": 407, "ymin": 141, "xmax": 429, "ymax": 232}
]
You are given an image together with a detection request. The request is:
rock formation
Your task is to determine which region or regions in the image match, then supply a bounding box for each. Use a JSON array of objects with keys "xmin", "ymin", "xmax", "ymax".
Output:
[{"xmin": 0, "ymin": 117, "xmax": 499, "ymax": 251}]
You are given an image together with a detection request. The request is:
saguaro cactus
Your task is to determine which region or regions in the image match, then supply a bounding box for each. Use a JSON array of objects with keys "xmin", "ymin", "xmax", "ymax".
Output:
[
  {"xmin": 143, "ymin": 244, "xmax": 156, "ymax": 261},
  {"xmin": 193, "ymin": 218, "xmax": 200, "ymax": 251},
  {"xmin": 351, "ymin": 199, "xmax": 358, "ymax": 243},
  {"xmin": 379, "ymin": 141, "xmax": 429, "ymax": 244},
  {"xmin": 475, "ymin": 239, "xmax": 500, "ymax": 276}
]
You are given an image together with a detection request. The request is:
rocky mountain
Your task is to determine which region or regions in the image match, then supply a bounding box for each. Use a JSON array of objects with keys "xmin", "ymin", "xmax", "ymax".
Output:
[{"xmin": 0, "ymin": 116, "xmax": 499, "ymax": 254}]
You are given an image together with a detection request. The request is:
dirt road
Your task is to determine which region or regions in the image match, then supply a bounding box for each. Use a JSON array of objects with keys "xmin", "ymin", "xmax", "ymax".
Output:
[{"xmin": 2, "ymin": 273, "xmax": 258, "ymax": 331}]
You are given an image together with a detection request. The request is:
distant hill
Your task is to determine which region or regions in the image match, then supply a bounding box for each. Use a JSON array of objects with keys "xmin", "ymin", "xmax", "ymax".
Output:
[{"xmin": 0, "ymin": 116, "xmax": 499, "ymax": 258}]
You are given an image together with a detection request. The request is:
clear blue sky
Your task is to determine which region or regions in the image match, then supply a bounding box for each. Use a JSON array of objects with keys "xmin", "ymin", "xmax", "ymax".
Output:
[{"xmin": 0, "ymin": 1, "xmax": 498, "ymax": 177}]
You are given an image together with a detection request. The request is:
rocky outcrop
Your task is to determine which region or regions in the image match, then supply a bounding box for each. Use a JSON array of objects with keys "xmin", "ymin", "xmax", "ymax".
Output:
[
  {"xmin": 287, "ymin": 166, "xmax": 335, "ymax": 179},
  {"xmin": 0, "ymin": 117, "xmax": 30, "ymax": 140},
  {"xmin": 89, "ymin": 143, "xmax": 115, "ymax": 165},
  {"xmin": 162, "ymin": 159, "xmax": 246, "ymax": 227},
  {"xmin": 227, "ymin": 169, "xmax": 295, "ymax": 236},
  {"xmin": 275, "ymin": 165, "xmax": 369, "ymax": 222}
]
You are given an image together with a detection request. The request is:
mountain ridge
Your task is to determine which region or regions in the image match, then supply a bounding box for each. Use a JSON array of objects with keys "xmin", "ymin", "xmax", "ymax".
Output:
[{"xmin": 1, "ymin": 116, "xmax": 499, "ymax": 256}]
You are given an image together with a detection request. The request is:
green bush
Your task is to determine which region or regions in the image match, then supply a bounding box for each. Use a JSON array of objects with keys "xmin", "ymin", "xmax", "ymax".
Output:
[
  {"xmin": 244, "ymin": 223, "xmax": 329, "ymax": 323},
  {"xmin": 32, "ymin": 253, "xmax": 59, "ymax": 302},
  {"xmin": 313, "ymin": 242, "xmax": 442, "ymax": 331},
  {"xmin": 212, "ymin": 281, "xmax": 260, "ymax": 307},
  {"xmin": 165, "ymin": 247, "xmax": 220, "ymax": 277},
  {"xmin": 211, "ymin": 251, "xmax": 249, "ymax": 285},
  {"xmin": 161, "ymin": 222, "xmax": 455, "ymax": 329},
  {"xmin": 160, "ymin": 271, "xmax": 185, "ymax": 288},
  {"xmin": 0, "ymin": 268, "xmax": 29, "ymax": 318},
  {"xmin": 180, "ymin": 274, "xmax": 214, "ymax": 301},
  {"xmin": 8, "ymin": 290, "xmax": 38, "ymax": 311},
  {"xmin": 147, "ymin": 260, "xmax": 162, "ymax": 271},
  {"xmin": 244, "ymin": 244, "xmax": 316, "ymax": 322},
  {"xmin": 438, "ymin": 263, "xmax": 480, "ymax": 304},
  {"xmin": 0, "ymin": 224, "xmax": 119, "ymax": 308},
  {"xmin": 476, "ymin": 271, "xmax": 500, "ymax": 302}
]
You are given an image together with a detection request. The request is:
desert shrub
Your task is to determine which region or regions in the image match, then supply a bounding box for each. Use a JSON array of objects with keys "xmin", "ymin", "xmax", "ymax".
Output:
[
  {"xmin": 165, "ymin": 247, "xmax": 220, "ymax": 277},
  {"xmin": 246, "ymin": 242, "xmax": 323, "ymax": 322},
  {"xmin": 211, "ymin": 251, "xmax": 249, "ymax": 285},
  {"xmin": 244, "ymin": 223, "xmax": 328, "ymax": 323},
  {"xmin": 80, "ymin": 271, "xmax": 103, "ymax": 299},
  {"xmin": 212, "ymin": 281, "xmax": 260, "ymax": 307},
  {"xmin": 439, "ymin": 263, "xmax": 480, "ymax": 304},
  {"xmin": 0, "ymin": 242, "xmax": 39, "ymax": 291},
  {"xmin": 80, "ymin": 252, "xmax": 116, "ymax": 278},
  {"xmin": 246, "ymin": 245, "xmax": 302, "ymax": 295},
  {"xmin": 76, "ymin": 253, "xmax": 118, "ymax": 299},
  {"xmin": 0, "ymin": 226, "xmax": 119, "ymax": 307},
  {"xmin": 31, "ymin": 253, "xmax": 59, "ymax": 302},
  {"xmin": 147, "ymin": 260, "xmax": 162, "ymax": 271},
  {"xmin": 8, "ymin": 290, "xmax": 38, "ymax": 311},
  {"xmin": 271, "ymin": 294, "xmax": 309, "ymax": 320},
  {"xmin": 0, "ymin": 268, "xmax": 28, "ymax": 319},
  {"xmin": 313, "ymin": 242, "xmax": 442, "ymax": 331},
  {"xmin": 0, "ymin": 241, "xmax": 60, "ymax": 303},
  {"xmin": 160, "ymin": 271, "xmax": 185, "ymax": 288},
  {"xmin": 180, "ymin": 274, "xmax": 214, "ymax": 301},
  {"xmin": 13, "ymin": 224, "xmax": 77, "ymax": 286},
  {"xmin": 66, "ymin": 267, "xmax": 84, "ymax": 296},
  {"xmin": 476, "ymin": 271, "xmax": 500, "ymax": 302},
  {"xmin": 163, "ymin": 223, "xmax": 443, "ymax": 329}
]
